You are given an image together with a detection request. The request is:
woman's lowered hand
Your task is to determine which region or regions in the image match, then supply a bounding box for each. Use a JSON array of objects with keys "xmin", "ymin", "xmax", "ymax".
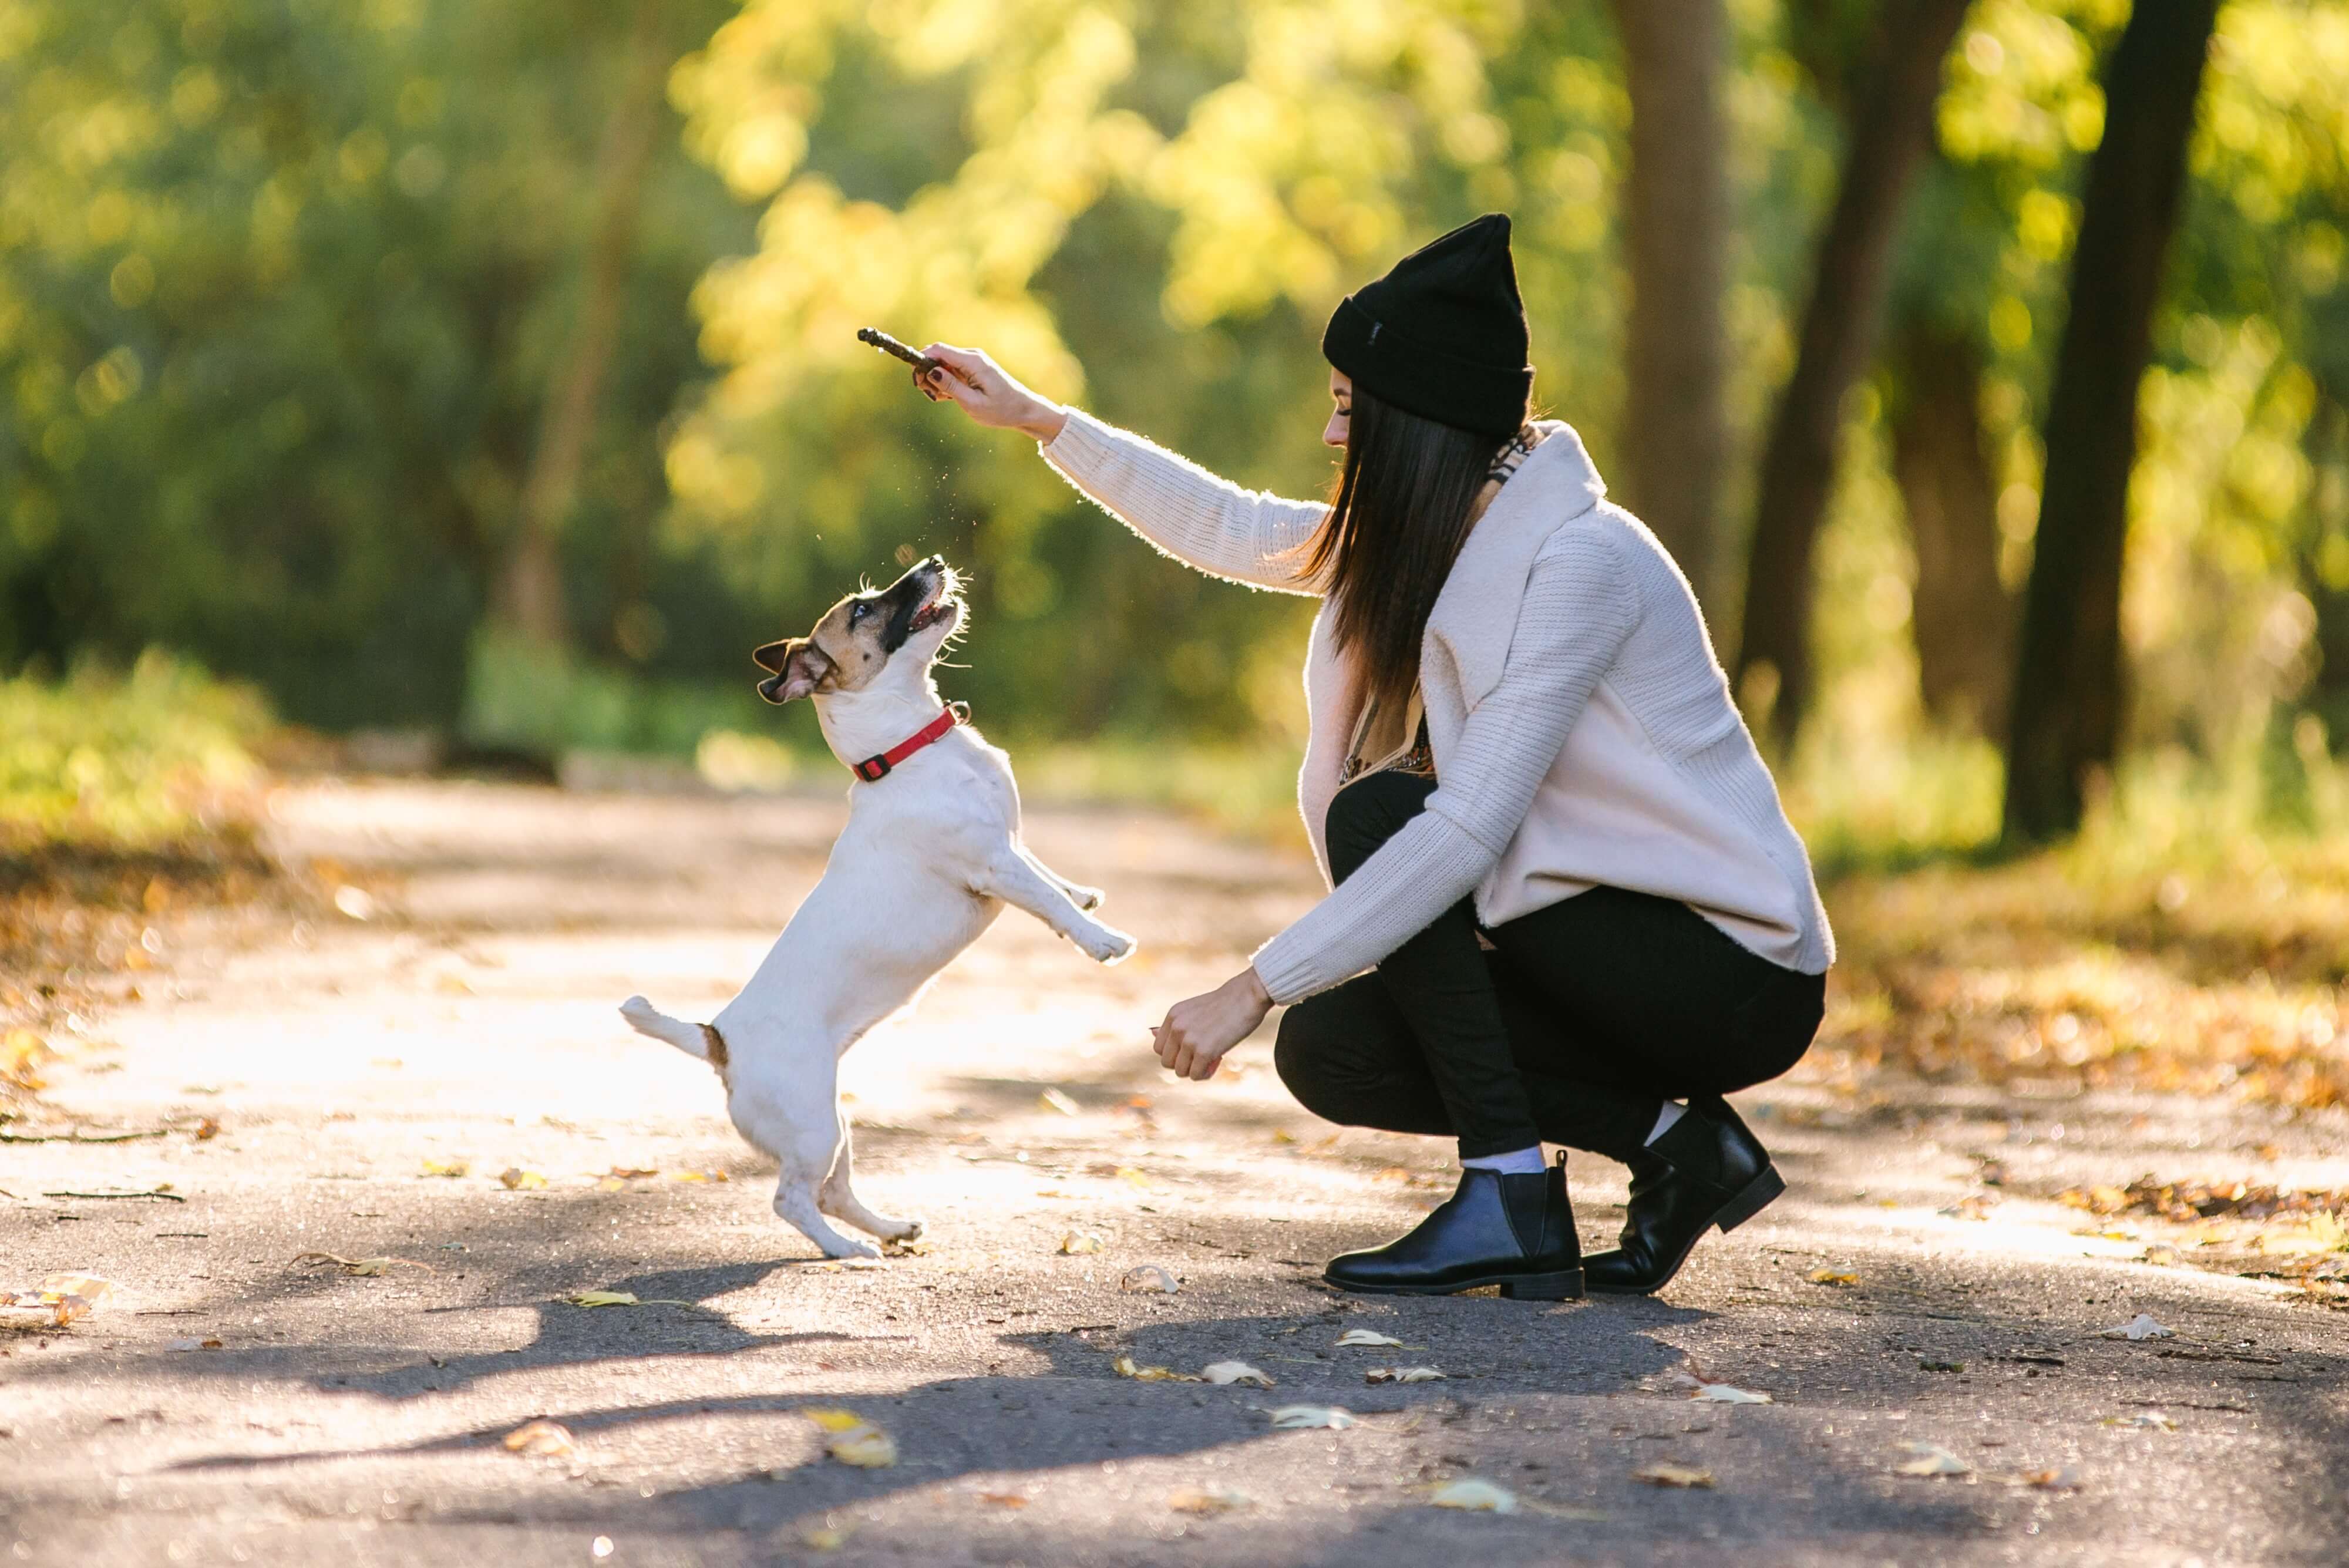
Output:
[
  {"xmin": 916, "ymin": 344, "xmax": 1068, "ymax": 442},
  {"xmin": 1152, "ymin": 967, "xmax": 1273, "ymax": 1082}
]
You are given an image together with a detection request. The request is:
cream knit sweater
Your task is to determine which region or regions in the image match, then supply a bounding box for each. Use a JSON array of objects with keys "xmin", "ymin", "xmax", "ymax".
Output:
[{"xmin": 1040, "ymin": 410, "xmax": 1835, "ymax": 1004}]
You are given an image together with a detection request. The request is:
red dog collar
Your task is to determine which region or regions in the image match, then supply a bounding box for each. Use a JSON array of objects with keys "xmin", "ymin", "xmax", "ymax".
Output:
[{"xmin": 852, "ymin": 702, "xmax": 965, "ymax": 782}]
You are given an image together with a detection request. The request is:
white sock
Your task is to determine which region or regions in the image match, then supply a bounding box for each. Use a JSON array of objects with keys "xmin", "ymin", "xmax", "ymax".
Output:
[
  {"xmin": 1647, "ymin": 1101, "xmax": 1687, "ymax": 1143},
  {"xmin": 1461, "ymin": 1146, "xmax": 1547, "ymax": 1176}
]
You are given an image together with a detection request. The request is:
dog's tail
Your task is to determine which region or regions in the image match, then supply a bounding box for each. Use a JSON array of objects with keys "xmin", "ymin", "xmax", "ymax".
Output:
[{"xmin": 620, "ymin": 994, "xmax": 728, "ymax": 1072}]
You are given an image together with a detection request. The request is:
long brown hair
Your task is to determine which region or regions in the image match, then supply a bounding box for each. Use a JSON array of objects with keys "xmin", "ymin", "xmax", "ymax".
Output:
[{"xmin": 1300, "ymin": 386, "xmax": 1522, "ymax": 719}]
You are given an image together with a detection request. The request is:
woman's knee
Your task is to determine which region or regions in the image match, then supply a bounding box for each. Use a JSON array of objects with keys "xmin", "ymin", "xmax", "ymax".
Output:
[
  {"xmin": 1272, "ymin": 1001, "xmax": 1344, "ymax": 1118},
  {"xmin": 1325, "ymin": 770, "xmax": 1436, "ymax": 881}
]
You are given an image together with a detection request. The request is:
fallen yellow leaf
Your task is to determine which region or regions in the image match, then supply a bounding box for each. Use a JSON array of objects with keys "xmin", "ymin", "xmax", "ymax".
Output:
[
  {"xmin": 1430, "ymin": 1478, "xmax": 1517, "ymax": 1513},
  {"xmin": 1807, "ymin": 1268, "xmax": 1859, "ymax": 1286},
  {"xmin": 1058, "ymin": 1231, "xmax": 1104, "ymax": 1256},
  {"xmin": 804, "ymin": 1409, "xmax": 896, "ymax": 1467},
  {"xmin": 504, "ymin": 1419, "xmax": 576, "ymax": 1458},
  {"xmin": 1119, "ymin": 1264, "xmax": 1179, "ymax": 1293},
  {"xmin": 1201, "ymin": 1360, "xmax": 1274, "ymax": 1387},
  {"xmin": 1632, "ymin": 1462, "xmax": 1715, "ymax": 1488},
  {"xmin": 419, "ymin": 1159, "xmax": 469, "ymax": 1178},
  {"xmin": 1167, "ymin": 1486, "xmax": 1252, "ymax": 1514},
  {"xmin": 499, "ymin": 1168, "xmax": 547, "ymax": 1191},
  {"xmin": 1038, "ymin": 1088, "xmax": 1080, "ymax": 1116},
  {"xmin": 1112, "ymin": 1355, "xmax": 1199, "ymax": 1383}
]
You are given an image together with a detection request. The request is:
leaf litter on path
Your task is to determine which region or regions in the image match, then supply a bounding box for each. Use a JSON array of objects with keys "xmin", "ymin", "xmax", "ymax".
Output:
[
  {"xmin": 2101, "ymin": 1313, "xmax": 2175, "ymax": 1341},
  {"xmin": 1058, "ymin": 1231, "xmax": 1104, "ymax": 1256},
  {"xmin": 1119, "ymin": 1264, "xmax": 1178, "ymax": 1293},
  {"xmin": 1365, "ymin": 1366, "xmax": 1446, "ymax": 1384},
  {"xmin": 1893, "ymin": 1443, "xmax": 1972, "ymax": 1477},
  {"xmin": 168, "ymin": 1336, "xmax": 224, "ymax": 1351},
  {"xmin": 1334, "ymin": 1328, "xmax": 1411, "ymax": 1348},
  {"xmin": 498, "ymin": 1168, "xmax": 547, "ymax": 1190},
  {"xmin": 4, "ymin": 1273, "xmax": 115, "ymax": 1326},
  {"xmin": 1201, "ymin": 1360, "xmax": 1274, "ymax": 1387},
  {"xmin": 1267, "ymin": 1405, "xmax": 1356, "ymax": 1429},
  {"xmin": 2105, "ymin": 1412, "xmax": 2178, "ymax": 1430},
  {"xmin": 1167, "ymin": 1486, "xmax": 1253, "ymax": 1514},
  {"xmin": 1664, "ymin": 1355, "xmax": 1771, "ymax": 1404},
  {"xmin": 1808, "ymin": 1268, "xmax": 1860, "ymax": 1286}
]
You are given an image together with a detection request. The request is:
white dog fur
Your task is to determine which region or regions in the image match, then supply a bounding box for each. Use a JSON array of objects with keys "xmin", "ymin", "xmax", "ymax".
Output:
[{"xmin": 621, "ymin": 556, "xmax": 1134, "ymax": 1259}]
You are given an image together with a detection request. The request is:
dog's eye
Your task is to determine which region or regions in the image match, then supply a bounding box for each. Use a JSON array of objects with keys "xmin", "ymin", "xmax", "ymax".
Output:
[{"xmin": 849, "ymin": 602, "xmax": 870, "ymax": 624}]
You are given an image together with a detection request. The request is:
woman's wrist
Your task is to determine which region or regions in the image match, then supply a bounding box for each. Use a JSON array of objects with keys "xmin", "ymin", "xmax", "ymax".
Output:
[
  {"xmin": 1239, "ymin": 965, "xmax": 1272, "ymax": 1009},
  {"xmin": 1018, "ymin": 399, "xmax": 1069, "ymax": 444}
]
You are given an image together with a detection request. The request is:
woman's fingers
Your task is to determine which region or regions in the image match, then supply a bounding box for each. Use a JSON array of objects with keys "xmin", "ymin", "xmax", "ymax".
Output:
[{"xmin": 922, "ymin": 342, "xmax": 986, "ymax": 388}]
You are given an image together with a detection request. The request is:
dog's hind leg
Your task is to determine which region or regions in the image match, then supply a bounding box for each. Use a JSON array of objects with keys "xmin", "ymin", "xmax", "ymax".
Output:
[
  {"xmin": 973, "ymin": 851, "xmax": 1133, "ymax": 963},
  {"xmin": 741, "ymin": 1091, "xmax": 880, "ymax": 1260},
  {"xmin": 819, "ymin": 1122, "xmax": 923, "ymax": 1244},
  {"xmin": 1020, "ymin": 846, "xmax": 1103, "ymax": 911},
  {"xmin": 773, "ymin": 1173, "xmax": 880, "ymax": 1261}
]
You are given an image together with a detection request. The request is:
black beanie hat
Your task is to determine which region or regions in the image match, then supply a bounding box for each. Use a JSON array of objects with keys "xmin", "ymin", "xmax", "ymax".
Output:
[{"xmin": 1321, "ymin": 213, "xmax": 1533, "ymax": 439}]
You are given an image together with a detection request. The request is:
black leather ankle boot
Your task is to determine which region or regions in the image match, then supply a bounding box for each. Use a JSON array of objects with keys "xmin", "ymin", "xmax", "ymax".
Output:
[
  {"xmin": 1583, "ymin": 1096, "xmax": 1784, "ymax": 1295},
  {"xmin": 1324, "ymin": 1156, "xmax": 1583, "ymax": 1300}
]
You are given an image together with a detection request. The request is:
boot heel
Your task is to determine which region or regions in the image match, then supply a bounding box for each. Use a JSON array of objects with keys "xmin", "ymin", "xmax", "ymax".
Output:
[
  {"xmin": 1499, "ymin": 1268, "xmax": 1584, "ymax": 1301},
  {"xmin": 1714, "ymin": 1165, "xmax": 1785, "ymax": 1234}
]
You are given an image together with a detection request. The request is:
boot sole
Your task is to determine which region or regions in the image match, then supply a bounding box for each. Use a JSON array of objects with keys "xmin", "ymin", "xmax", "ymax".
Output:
[
  {"xmin": 1324, "ymin": 1267, "xmax": 1584, "ymax": 1301},
  {"xmin": 1586, "ymin": 1165, "xmax": 1787, "ymax": 1296}
]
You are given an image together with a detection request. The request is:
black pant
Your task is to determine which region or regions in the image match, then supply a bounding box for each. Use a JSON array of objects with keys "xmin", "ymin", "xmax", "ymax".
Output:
[{"xmin": 1274, "ymin": 771, "xmax": 1825, "ymax": 1162}]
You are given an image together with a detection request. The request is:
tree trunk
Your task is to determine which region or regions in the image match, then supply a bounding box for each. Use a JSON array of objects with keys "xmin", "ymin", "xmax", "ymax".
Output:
[
  {"xmin": 2001, "ymin": 0, "xmax": 2220, "ymax": 844},
  {"xmin": 1890, "ymin": 317, "xmax": 2011, "ymax": 735},
  {"xmin": 1608, "ymin": 0, "xmax": 1729, "ymax": 602},
  {"xmin": 492, "ymin": 2, "xmax": 673, "ymax": 647},
  {"xmin": 1732, "ymin": 0, "xmax": 1973, "ymax": 743}
]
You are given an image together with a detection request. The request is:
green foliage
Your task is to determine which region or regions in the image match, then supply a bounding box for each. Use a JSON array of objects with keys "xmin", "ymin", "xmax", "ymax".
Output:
[
  {"xmin": 0, "ymin": 652, "xmax": 268, "ymax": 850},
  {"xmin": 461, "ymin": 631, "xmax": 769, "ymax": 758},
  {"xmin": 2, "ymin": 0, "xmax": 2347, "ymax": 779}
]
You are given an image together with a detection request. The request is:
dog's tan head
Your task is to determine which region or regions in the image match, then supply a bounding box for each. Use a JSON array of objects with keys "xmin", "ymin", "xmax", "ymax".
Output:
[{"xmin": 752, "ymin": 554, "xmax": 964, "ymax": 704}]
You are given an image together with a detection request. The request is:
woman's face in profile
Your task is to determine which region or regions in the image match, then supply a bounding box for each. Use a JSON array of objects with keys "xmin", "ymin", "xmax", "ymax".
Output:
[{"xmin": 1324, "ymin": 369, "xmax": 1352, "ymax": 449}]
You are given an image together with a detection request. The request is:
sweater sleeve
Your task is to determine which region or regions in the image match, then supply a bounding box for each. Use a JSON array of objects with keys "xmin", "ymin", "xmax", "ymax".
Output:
[
  {"xmin": 1248, "ymin": 524, "xmax": 1641, "ymax": 1003},
  {"xmin": 1039, "ymin": 409, "xmax": 1330, "ymax": 595}
]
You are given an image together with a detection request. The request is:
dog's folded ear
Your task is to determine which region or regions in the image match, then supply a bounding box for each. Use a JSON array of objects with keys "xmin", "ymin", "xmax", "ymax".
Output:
[{"xmin": 755, "ymin": 638, "xmax": 832, "ymax": 704}]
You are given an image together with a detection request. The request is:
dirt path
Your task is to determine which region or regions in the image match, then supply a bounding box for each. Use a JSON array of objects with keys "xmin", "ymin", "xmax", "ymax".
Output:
[{"xmin": 5, "ymin": 779, "xmax": 2345, "ymax": 1565}]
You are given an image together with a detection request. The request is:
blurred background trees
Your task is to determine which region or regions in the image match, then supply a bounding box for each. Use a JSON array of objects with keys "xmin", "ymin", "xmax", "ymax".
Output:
[{"xmin": 4, "ymin": 0, "xmax": 2347, "ymax": 851}]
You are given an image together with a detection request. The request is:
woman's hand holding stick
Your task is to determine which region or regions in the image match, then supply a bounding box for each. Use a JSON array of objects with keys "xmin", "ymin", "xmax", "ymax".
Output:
[{"xmin": 896, "ymin": 341, "xmax": 1068, "ymax": 443}]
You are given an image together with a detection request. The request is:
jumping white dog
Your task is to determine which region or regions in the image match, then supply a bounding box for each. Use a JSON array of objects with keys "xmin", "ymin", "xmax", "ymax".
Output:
[{"xmin": 620, "ymin": 556, "xmax": 1135, "ymax": 1259}]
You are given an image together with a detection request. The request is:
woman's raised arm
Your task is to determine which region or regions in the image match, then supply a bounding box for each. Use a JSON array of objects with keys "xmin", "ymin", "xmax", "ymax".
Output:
[{"xmin": 918, "ymin": 344, "xmax": 1328, "ymax": 596}]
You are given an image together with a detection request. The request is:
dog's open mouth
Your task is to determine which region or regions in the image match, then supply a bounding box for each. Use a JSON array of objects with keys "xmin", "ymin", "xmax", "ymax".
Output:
[{"xmin": 898, "ymin": 567, "xmax": 962, "ymax": 639}]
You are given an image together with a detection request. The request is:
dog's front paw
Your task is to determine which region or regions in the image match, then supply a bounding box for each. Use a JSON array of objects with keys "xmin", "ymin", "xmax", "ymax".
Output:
[
  {"xmin": 824, "ymin": 1238, "xmax": 883, "ymax": 1261},
  {"xmin": 1079, "ymin": 924, "xmax": 1136, "ymax": 965}
]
